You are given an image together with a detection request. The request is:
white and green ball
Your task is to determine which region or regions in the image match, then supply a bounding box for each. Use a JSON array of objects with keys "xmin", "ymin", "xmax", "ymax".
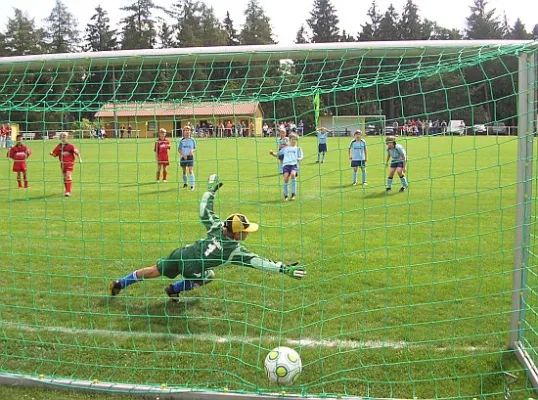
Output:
[{"xmin": 264, "ymin": 346, "xmax": 302, "ymax": 386}]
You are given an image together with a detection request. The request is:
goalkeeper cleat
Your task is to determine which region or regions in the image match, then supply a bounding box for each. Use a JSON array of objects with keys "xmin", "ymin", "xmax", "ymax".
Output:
[
  {"xmin": 165, "ymin": 284, "xmax": 181, "ymax": 302},
  {"xmin": 399, "ymin": 186, "xmax": 407, "ymax": 193},
  {"xmin": 108, "ymin": 280, "xmax": 122, "ymax": 296}
]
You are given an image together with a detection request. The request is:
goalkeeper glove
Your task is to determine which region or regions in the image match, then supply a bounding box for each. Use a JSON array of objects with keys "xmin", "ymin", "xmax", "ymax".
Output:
[
  {"xmin": 207, "ymin": 174, "xmax": 223, "ymax": 193},
  {"xmin": 280, "ymin": 262, "xmax": 306, "ymax": 280}
]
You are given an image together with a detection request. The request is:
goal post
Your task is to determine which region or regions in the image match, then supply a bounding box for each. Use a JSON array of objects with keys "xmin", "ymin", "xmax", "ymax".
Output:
[{"xmin": 1, "ymin": 40, "xmax": 538, "ymax": 399}]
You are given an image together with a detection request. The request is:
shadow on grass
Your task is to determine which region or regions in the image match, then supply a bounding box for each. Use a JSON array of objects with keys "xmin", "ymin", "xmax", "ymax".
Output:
[
  {"xmin": 139, "ymin": 188, "xmax": 178, "ymax": 196},
  {"xmin": 121, "ymin": 182, "xmax": 158, "ymax": 188},
  {"xmin": 256, "ymin": 173, "xmax": 281, "ymax": 179},
  {"xmin": 9, "ymin": 193, "xmax": 63, "ymax": 202},
  {"xmin": 363, "ymin": 191, "xmax": 390, "ymax": 199}
]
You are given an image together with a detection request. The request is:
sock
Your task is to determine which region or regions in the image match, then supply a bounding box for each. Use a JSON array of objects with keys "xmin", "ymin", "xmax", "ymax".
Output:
[
  {"xmin": 317, "ymin": 153, "xmax": 321, "ymax": 162},
  {"xmin": 23, "ymin": 173, "xmax": 28, "ymax": 187},
  {"xmin": 291, "ymin": 178, "xmax": 297, "ymax": 195},
  {"xmin": 362, "ymin": 168, "xmax": 367, "ymax": 183},
  {"xmin": 190, "ymin": 174, "xmax": 195, "ymax": 186},
  {"xmin": 17, "ymin": 178, "xmax": 22, "ymax": 188},
  {"xmin": 387, "ymin": 177, "xmax": 393, "ymax": 188},
  {"xmin": 163, "ymin": 171, "xmax": 167, "ymax": 180},
  {"xmin": 352, "ymin": 171, "xmax": 357, "ymax": 183},
  {"xmin": 400, "ymin": 175, "xmax": 408, "ymax": 187},
  {"xmin": 279, "ymin": 164, "xmax": 283, "ymax": 174},
  {"xmin": 182, "ymin": 174, "xmax": 187, "ymax": 184},
  {"xmin": 119, "ymin": 271, "xmax": 139, "ymax": 289},
  {"xmin": 156, "ymin": 171, "xmax": 160, "ymax": 180},
  {"xmin": 66, "ymin": 180, "xmax": 72, "ymax": 193},
  {"xmin": 171, "ymin": 279, "xmax": 195, "ymax": 293},
  {"xmin": 283, "ymin": 182, "xmax": 289, "ymax": 197},
  {"xmin": 64, "ymin": 181, "xmax": 68, "ymax": 191},
  {"xmin": 321, "ymin": 153, "xmax": 325, "ymax": 161}
]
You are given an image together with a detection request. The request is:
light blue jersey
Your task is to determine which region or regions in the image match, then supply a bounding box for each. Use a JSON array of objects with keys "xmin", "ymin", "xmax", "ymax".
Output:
[
  {"xmin": 278, "ymin": 137, "xmax": 289, "ymax": 149},
  {"xmin": 387, "ymin": 144, "xmax": 406, "ymax": 162},
  {"xmin": 349, "ymin": 139, "xmax": 367, "ymax": 161},
  {"xmin": 317, "ymin": 132, "xmax": 328, "ymax": 144},
  {"xmin": 279, "ymin": 145, "xmax": 300, "ymax": 166},
  {"xmin": 178, "ymin": 137, "xmax": 197, "ymax": 156}
]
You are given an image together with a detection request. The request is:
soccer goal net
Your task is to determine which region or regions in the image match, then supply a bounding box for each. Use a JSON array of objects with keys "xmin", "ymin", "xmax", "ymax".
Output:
[{"xmin": 0, "ymin": 41, "xmax": 537, "ymax": 399}]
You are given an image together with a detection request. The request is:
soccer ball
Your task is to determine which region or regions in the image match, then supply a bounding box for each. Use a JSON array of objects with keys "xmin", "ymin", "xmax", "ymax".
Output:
[{"xmin": 264, "ymin": 346, "xmax": 302, "ymax": 386}]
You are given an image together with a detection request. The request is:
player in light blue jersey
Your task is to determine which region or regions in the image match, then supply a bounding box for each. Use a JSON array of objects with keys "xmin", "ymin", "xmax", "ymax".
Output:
[
  {"xmin": 270, "ymin": 133, "xmax": 303, "ymax": 201},
  {"xmin": 276, "ymin": 128, "xmax": 289, "ymax": 174},
  {"xmin": 178, "ymin": 126, "xmax": 197, "ymax": 190},
  {"xmin": 385, "ymin": 136, "xmax": 408, "ymax": 192},
  {"xmin": 316, "ymin": 127, "xmax": 329, "ymax": 163},
  {"xmin": 348, "ymin": 130, "xmax": 368, "ymax": 186}
]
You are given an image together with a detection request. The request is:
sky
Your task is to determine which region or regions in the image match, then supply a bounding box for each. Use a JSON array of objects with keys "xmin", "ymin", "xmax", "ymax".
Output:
[{"xmin": 1, "ymin": 0, "xmax": 537, "ymax": 45}]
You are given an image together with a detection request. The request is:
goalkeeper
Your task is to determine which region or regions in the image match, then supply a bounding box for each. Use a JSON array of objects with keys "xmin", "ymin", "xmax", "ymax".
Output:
[{"xmin": 109, "ymin": 174, "xmax": 306, "ymax": 300}]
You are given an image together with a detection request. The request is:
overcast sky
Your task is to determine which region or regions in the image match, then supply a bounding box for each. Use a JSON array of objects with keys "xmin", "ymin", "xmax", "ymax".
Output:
[{"xmin": 1, "ymin": 0, "xmax": 537, "ymax": 45}]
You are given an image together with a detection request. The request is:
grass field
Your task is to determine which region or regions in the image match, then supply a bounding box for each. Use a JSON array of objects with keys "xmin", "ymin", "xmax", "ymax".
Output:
[{"xmin": 0, "ymin": 135, "xmax": 536, "ymax": 399}]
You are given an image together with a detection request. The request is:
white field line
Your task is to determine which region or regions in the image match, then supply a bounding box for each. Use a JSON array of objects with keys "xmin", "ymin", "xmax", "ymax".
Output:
[{"xmin": 0, "ymin": 322, "xmax": 490, "ymax": 352}]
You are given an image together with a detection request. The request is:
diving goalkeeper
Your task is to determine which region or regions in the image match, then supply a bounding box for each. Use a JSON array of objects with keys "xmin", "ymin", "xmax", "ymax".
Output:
[{"xmin": 109, "ymin": 174, "xmax": 306, "ymax": 300}]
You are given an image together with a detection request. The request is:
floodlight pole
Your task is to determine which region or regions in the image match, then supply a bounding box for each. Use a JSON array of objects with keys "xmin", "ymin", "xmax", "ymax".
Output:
[{"xmin": 511, "ymin": 51, "xmax": 538, "ymax": 392}]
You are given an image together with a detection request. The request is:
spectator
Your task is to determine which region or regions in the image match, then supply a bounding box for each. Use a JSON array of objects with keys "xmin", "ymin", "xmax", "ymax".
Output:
[
  {"xmin": 127, "ymin": 124, "xmax": 133, "ymax": 138},
  {"xmin": 120, "ymin": 125, "xmax": 125, "ymax": 138}
]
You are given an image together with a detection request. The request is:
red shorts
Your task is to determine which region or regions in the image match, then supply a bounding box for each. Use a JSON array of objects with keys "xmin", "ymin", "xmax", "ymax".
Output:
[
  {"xmin": 157, "ymin": 157, "xmax": 169, "ymax": 166},
  {"xmin": 61, "ymin": 163, "xmax": 75, "ymax": 173},
  {"xmin": 13, "ymin": 162, "xmax": 27, "ymax": 172}
]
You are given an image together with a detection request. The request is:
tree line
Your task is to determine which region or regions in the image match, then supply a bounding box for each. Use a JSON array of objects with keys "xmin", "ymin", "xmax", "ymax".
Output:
[{"xmin": 0, "ymin": 0, "xmax": 536, "ymax": 131}]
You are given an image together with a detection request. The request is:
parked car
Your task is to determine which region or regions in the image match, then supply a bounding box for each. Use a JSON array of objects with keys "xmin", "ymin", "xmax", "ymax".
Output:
[
  {"xmin": 385, "ymin": 126, "xmax": 395, "ymax": 135},
  {"xmin": 472, "ymin": 124, "xmax": 487, "ymax": 134},
  {"xmin": 449, "ymin": 120, "xmax": 466, "ymax": 135},
  {"xmin": 491, "ymin": 122, "xmax": 508, "ymax": 135}
]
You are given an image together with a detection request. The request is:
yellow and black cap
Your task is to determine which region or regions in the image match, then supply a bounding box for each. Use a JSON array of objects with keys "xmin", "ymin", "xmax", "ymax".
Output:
[{"xmin": 224, "ymin": 214, "xmax": 259, "ymax": 234}]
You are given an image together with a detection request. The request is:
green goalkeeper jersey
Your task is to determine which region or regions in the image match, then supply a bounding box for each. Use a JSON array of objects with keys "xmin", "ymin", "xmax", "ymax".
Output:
[{"xmin": 157, "ymin": 191, "xmax": 284, "ymax": 279}]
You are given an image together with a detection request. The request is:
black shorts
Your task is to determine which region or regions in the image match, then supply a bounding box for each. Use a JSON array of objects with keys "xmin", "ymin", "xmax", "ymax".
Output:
[
  {"xmin": 390, "ymin": 162, "xmax": 404, "ymax": 169},
  {"xmin": 180, "ymin": 155, "xmax": 194, "ymax": 167},
  {"xmin": 351, "ymin": 160, "xmax": 366, "ymax": 168},
  {"xmin": 318, "ymin": 143, "xmax": 327, "ymax": 153}
]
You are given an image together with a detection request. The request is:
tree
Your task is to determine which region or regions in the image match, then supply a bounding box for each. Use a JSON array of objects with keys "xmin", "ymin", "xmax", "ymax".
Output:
[
  {"xmin": 377, "ymin": 4, "xmax": 400, "ymax": 41},
  {"xmin": 430, "ymin": 24, "xmax": 462, "ymax": 40},
  {"xmin": 159, "ymin": 22, "xmax": 176, "ymax": 48},
  {"xmin": 45, "ymin": 0, "xmax": 79, "ymax": 53},
  {"xmin": 199, "ymin": 4, "xmax": 226, "ymax": 46},
  {"xmin": 84, "ymin": 6, "xmax": 118, "ymax": 52},
  {"xmin": 120, "ymin": 0, "xmax": 158, "ymax": 49},
  {"xmin": 307, "ymin": 0, "xmax": 340, "ymax": 43},
  {"xmin": 223, "ymin": 11, "xmax": 240, "ymax": 46},
  {"xmin": 533, "ymin": 24, "xmax": 538, "ymax": 39},
  {"xmin": 510, "ymin": 18, "xmax": 530, "ymax": 40},
  {"xmin": 358, "ymin": 1, "xmax": 382, "ymax": 41},
  {"xmin": 295, "ymin": 25, "xmax": 309, "ymax": 44},
  {"xmin": 240, "ymin": 0, "xmax": 275, "ymax": 45},
  {"xmin": 3, "ymin": 9, "xmax": 46, "ymax": 56},
  {"xmin": 399, "ymin": 0, "xmax": 424, "ymax": 40},
  {"xmin": 340, "ymin": 30, "xmax": 355, "ymax": 42},
  {"xmin": 465, "ymin": 0, "xmax": 504, "ymax": 39}
]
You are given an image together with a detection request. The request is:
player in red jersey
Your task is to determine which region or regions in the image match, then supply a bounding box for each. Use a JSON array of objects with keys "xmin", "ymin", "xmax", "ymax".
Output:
[
  {"xmin": 50, "ymin": 132, "xmax": 82, "ymax": 197},
  {"xmin": 7, "ymin": 135, "xmax": 31, "ymax": 188},
  {"xmin": 154, "ymin": 128, "xmax": 171, "ymax": 182}
]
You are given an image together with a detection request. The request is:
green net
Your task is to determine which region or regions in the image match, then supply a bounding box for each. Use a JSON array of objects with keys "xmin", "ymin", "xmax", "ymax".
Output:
[{"xmin": 1, "ymin": 42, "xmax": 538, "ymax": 399}]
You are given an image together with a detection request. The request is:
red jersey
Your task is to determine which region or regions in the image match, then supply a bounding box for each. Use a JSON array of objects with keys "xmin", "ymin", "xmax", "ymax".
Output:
[
  {"xmin": 154, "ymin": 138, "xmax": 170, "ymax": 160},
  {"xmin": 52, "ymin": 143, "xmax": 79, "ymax": 164},
  {"xmin": 9, "ymin": 144, "xmax": 31, "ymax": 161}
]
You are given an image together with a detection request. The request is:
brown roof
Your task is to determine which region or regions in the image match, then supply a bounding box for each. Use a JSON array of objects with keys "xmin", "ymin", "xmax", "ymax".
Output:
[{"xmin": 95, "ymin": 102, "xmax": 261, "ymax": 118}]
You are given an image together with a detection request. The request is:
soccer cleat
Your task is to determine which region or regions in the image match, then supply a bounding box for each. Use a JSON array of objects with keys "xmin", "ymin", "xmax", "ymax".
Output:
[
  {"xmin": 290, "ymin": 194, "xmax": 296, "ymax": 201},
  {"xmin": 165, "ymin": 284, "xmax": 181, "ymax": 302},
  {"xmin": 363, "ymin": 182, "xmax": 368, "ymax": 186},
  {"xmin": 386, "ymin": 187, "xmax": 392, "ymax": 192},
  {"xmin": 190, "ymin": 186, "xmax": 195, "ymax": 191},
  {"xmin": 284, "ymin": 196, "xmax": 289, "ymax": 202},
  {"xmin": 315, "ymin": 160, "xmax": 319, "ymax": 163},
  {"xmin": 163, "ymin": 180, "xmax": 167, "ymax": 183},
  {"xmin": 183, "ymin": 184, "xmax": 188, "ymax": 189},
  {"xmin": 399, "ymin": 186, "xmax": 407, "ymax": 193},
  {"xmin": 108, "ymin": 280, "xmax": 122, "ymax": 296},
  {"xmin": 65, "ymin": 192, "xmax": 71, "ymax": 197},
  {"xmin": 352, "ymin": 182, "xmax": 357, "ymax": 186}
]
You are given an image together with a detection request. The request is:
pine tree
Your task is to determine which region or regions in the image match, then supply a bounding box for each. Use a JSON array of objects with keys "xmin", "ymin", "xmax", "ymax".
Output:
[
  {"xmin": 223, "ymin": 11, "xmax": 240, "ymax": 46},
  {"xmin": 172, "ymin": 0, "xmax": 202, "ymax": 48},
  {"xmin": 45, "ymin": 0, "xmax": 79, "ymax": 53},
  {"xmin": 465, "ymin": 0, "xmax": 504, "ymax": 39},
  {"xmin": 3, "ymin": 9, "xmax": 46, "ymax": 56},
  {"xmin": 159, "ymin": 22, "xmax": 176, "ymax": 48},
  {"xmin": 295, "ymin": 25, "xmax": 309, "ymax": 44},
  {"xmin": 240, "ymin": 0, "xmax": 275, "ymax": 45},
  {"xmin": 340, "ymin": 30, "xmax": 355, "ymax": 42},
  {"xmin": 377, "ymin": 4, "xmax": 400, "ymax": 41},
  {"xmin": 199, "ymin": 4, "xmax": 226, "ymax": 47},
  {"xmin": 533, "ymin": 24, "xmax": 538, "ymax": 39},
  {"xmin": 511, "ymin": 18, "xmax": 530, "ymax": 39},
  {"xmin": 307, "ymin": 0, "xmax": 340, "ymax": 43},
  {"xmin": 358, "ymin": 1, "xmax": 382, "ymax": 41},
  {"xmin": 84, "ymin": 6, "xmax": 118, "ymax": 52},
  {"xmin": 120, "ymin": 0, "xmax": 158, "ymax": 49}
]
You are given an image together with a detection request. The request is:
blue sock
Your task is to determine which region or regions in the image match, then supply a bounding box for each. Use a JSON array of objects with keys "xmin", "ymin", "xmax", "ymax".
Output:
[
  {"xmin": 119, "ymin": 271, "xmax": 139, "ymax": 289},
  {"xmin": 321, "ymin": 153, "xmax": 325, "ymax": 161},
  {"xmin": 291, "ymin": 179, "xmax": 297, "ymax": 195},
  {"xmin": 171, "ymin": 280, "xmax": 195, "ymax": 293},
  {"xmin": 190, "ymin": 174, "xmax": 195, "ymax": 186},
  {"xmin": 317, "ymin": 153, "xmax": 320, "ymax": 162},
  {"xmin": 352, "ymin": 171, "xmax": 357, "ymax": 183},
  {"xmin": 362, "ymin": 169, "xmax": 367, "ymax": 183},
  {"xmin": 284, "ymin": 182, "xmax": 289, "ymax": 197},
  {"xmin": 182, "ymin": 174, "xmax": 187, "ymax": 184},
  {"xmin": 400, "ymin": 176, "xmax": 408, "ymax": 187},
  {"xmin": 387, "ymin": 177, "xmax": 393, "ymax": 188}
]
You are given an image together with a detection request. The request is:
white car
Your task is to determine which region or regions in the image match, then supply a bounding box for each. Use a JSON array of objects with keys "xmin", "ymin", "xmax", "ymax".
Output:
[{"xmin": 473, "ymin": 124, "xmax": 487, "ymax": 134}]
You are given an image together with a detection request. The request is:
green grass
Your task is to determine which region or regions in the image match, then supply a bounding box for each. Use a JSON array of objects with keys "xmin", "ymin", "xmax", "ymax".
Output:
[{"xmin": 0, "ymin": 136, "xmax": 536, "ymax": 399}]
